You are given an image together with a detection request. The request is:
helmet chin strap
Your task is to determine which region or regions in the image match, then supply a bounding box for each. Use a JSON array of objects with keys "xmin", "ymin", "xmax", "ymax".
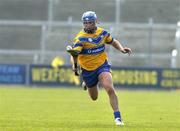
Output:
[{"xmin": 84, "ymin": 26, "xmax": 97, "ymax": 34}]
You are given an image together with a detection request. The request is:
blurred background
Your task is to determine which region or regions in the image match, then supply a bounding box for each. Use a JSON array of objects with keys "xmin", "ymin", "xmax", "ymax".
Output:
[{"xmin": 0, "ymin": 0, "xmax": 179, "ymax": 68}]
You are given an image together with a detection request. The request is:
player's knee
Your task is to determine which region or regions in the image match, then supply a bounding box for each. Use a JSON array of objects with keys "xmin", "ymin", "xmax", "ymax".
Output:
[
  {"xmin": 90, "ymin": 95, "xmax": 98, "ymax": 101},
  {"xmin": 106, "ymin": 88, "xmax": 115, "ymax": 96}
]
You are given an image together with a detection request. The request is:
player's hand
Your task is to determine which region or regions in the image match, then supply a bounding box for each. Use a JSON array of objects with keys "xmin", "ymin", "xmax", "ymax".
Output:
[
  {"xmin": 72, "ymin": 63, "xmax": 79, "ymax": 75},
  {"xmin": 121, "ymin": 47, "xmax": 132, "ymax": 56}
]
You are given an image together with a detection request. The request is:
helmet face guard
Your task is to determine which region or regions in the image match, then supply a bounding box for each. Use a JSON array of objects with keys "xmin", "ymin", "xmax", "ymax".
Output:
[
  {"xmin": 82, "ymin": 11, "xmax": 97, "ymax": 34},
  {"xmin": 83, "ymin": 20, "xmax": 97, "ymax": 34}
]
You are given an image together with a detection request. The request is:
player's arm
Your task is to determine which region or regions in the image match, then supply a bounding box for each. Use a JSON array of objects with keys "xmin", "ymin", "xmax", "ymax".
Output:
[
  {"xmin": 105, "ymin": 31, "xmax": 132, "ymax": 55},
  {"xmin": 111, "ymin": 39, "xmax": 132, "ymax": 55},
  {"xmin": 70, "ymin": 55, "xmax": 78, "ymax": 72},
  {"xmin": 66, "ymin": 45, "xmax": 80, "ymax": 76},
  {"xmin": 66, "ymin": 38, "xmax": 83, "ymax": 76}
]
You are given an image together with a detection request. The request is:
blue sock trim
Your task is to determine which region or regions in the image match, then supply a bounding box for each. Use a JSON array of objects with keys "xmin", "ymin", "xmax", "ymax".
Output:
[{"xmin": 114, "ymin": 111, "xmax": 121, "ymax": 119}]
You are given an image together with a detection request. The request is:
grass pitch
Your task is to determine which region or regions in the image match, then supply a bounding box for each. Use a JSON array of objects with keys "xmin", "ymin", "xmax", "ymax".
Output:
[{"xmin": 0, "ymin": 86, "xmax": 179, "ymax": 131}]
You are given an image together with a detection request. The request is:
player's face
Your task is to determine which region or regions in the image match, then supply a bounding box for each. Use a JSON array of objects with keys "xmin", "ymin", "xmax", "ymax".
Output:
[{"xmin": 83, "ymin": 21, "xmax": 96, "ymax": 30}]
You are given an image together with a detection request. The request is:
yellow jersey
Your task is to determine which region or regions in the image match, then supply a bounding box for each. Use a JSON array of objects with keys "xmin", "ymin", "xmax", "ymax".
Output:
[{"xmin": 72, "ymin": 27, "xmax": 113, "ymax": 71}]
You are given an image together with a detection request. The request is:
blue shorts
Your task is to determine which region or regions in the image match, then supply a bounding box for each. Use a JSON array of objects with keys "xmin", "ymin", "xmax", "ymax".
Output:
[{"xmin": 81, "ymin": 61, "xmax": 111, "ymax": 88}]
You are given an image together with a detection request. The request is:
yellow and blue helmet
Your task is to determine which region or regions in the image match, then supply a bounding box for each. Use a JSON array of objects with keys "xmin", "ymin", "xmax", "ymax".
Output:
[
  {"xmin": 81, "ymin": 11, "xmax": 97, "ymax": 21},
  {"xmin": 81, "ymin": 11, "xmax": 97, "ymax": 33}
]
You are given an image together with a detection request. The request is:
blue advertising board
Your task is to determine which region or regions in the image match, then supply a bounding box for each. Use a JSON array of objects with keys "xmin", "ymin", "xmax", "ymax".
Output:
[
  {"xmin": 29, "ymin": 65, "xmax": 80, "ymax": 86},
  {"xmin": 0, "ymin": 64, "xmax": 26, "ymax": 84},
  {"xmin": 111, "ymin": 67, "xmax": 180, "ymax": 89},
  {"xmin": 1, "ymin": 63, "xmax": 179, "ymax": 89},
  {"xmin": 29, "ymin": 64, "xmax": 180, "ymax": 89}
]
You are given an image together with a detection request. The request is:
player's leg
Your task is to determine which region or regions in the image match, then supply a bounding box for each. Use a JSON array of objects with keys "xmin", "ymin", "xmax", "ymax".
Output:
[
  {"xmin": 98, "ymin": 71, "xmax": 124, "ymax": 125},
  {"xmin": 87, "ymin": 85, "xmax": 98, "ymax": 101},
  {"xmin": 81, "ymin": 69, "xmax": 99, "ymax": 101},
  {"xmin": 98, "ymin": 72, "xmax": 119, "ymax": 111}
]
